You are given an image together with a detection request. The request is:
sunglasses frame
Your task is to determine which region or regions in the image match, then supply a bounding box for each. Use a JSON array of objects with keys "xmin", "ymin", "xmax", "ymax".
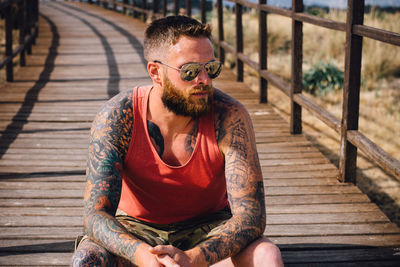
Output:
[{"xmin": 154, "ymin": 60, "xmax": 222, "ymax": 81}]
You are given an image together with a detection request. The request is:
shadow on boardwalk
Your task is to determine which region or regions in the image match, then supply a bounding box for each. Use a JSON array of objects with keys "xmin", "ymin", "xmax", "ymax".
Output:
[{"xmin": 0, "ymin": 1, "xmax": 399, "ymax": 266}]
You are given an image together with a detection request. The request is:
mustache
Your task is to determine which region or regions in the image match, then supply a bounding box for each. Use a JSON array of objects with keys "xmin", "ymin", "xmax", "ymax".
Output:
[{"xmin": 190, "ymin": 85, "xmax": 213, "ymax": 94}]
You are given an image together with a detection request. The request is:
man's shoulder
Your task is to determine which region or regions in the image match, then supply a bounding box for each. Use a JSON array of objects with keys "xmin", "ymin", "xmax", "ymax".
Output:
[
  {"xmin": 212, "ymin": 88, "xmax": 250, "ymax": 144},
  {"xmin": 106, "ymin": 88, "xmax": 133, "ymax": 106},
  {"xmin": 95, "ymin": 88, "xmax": 136, "ymax": 122},
  {"xmin": 213, "ymin": 88, "xmax": 247, "ymax": 116}
]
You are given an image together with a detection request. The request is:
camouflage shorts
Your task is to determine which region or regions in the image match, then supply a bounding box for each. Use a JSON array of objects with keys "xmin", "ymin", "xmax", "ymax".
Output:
[{"xmin": 75, "ymin": 207, "xmax": 232, "ymax": 251}]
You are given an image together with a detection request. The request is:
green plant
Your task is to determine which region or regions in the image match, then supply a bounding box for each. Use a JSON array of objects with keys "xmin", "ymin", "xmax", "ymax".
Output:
[{"xmin": 302, "ymin": 61, "xmax": 344, "ymax": 95}]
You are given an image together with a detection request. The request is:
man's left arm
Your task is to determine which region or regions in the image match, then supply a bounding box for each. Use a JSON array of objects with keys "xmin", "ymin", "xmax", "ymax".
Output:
[{"xmin": 192, "ymin": 97, "xmax": 266, "ymax": 265}]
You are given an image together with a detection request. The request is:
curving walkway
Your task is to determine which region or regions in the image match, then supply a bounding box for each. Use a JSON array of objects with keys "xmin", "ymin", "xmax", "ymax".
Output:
[{"xmin": 0, "ymin": 1, "xmax": 399, "ymax": 266}]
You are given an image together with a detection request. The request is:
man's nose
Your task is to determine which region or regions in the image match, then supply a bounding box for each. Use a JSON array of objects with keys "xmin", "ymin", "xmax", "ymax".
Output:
[{"xmin": 196, "ymin": 67, "xmax": 211, "ymax": 84}]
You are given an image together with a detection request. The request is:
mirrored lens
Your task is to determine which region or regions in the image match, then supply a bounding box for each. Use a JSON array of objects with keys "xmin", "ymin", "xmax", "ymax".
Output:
[
  {"xmin": 205, "ymin": 61, "xmax": 222, "ymax": 78},
  {"xmin": 180, "ymin": 64, "xmax": 202, "ymax": 81}
]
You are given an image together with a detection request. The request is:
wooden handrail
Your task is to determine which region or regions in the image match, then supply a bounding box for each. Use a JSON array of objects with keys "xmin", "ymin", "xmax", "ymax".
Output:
[
  {"xmin": 0, "ymin": 0, "xmax": 39, "ymax": 82},
  {"xmin": 81, "ymin": 0, "xmax": 400, "ymax": 183}
]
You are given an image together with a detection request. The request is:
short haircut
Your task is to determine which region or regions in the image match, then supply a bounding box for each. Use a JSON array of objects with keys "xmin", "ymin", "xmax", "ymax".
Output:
[{"xmin": 144, "ymin": 16, "xmax": 212, "ymax": 62}]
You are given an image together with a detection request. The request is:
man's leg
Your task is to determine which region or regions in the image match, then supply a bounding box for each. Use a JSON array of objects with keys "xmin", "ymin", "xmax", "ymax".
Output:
[
  {"xmin": 72, "ymin": 238, "xmax": 135, "ymax": 267},
  {"xmin": 211, "ymin": 237, "xmax": 283, "ymax": 267}
]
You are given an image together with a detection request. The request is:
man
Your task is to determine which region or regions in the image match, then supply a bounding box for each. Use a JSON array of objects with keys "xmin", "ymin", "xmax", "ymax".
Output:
[{"xmin": 72, "ymin": 16, "xmax": 283, "ymax": 267}]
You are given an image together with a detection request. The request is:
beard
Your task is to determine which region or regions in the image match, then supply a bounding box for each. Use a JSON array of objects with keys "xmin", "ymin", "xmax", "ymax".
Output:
[{"xmin": 161, "ymin": 76, "xmax": 213, "ymax": 118}]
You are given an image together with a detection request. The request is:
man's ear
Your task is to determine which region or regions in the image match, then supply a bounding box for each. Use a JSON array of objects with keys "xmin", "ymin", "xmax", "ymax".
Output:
[{"xmin": 147, "ymin": 61, "xmax": 162, "ymax": 86}]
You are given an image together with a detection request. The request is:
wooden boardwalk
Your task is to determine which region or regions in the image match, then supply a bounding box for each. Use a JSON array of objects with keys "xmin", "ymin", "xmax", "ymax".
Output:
[{"xmin": 0, "ymin": 1, "xmax": 399, "ymax": 266}]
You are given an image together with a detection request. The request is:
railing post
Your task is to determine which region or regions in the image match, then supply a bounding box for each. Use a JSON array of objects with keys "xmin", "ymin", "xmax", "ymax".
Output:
[
  {"xmin": 235, "ymin": 2, "xmax": 243, "ymax": 82},
  {"xmin": 201, "ymin": 0, "xmax": 206, "ymax": 23},
  {"xmin": 217, "ymin": 0, "xmax": 225, "ymax": 64},
  {"xmin": 290, "ymin": 0, "xmax": 303, "ymax": 134},
  {"xmin": 26, "ymin": 0, "xmax": 32, "ymax": 54},
  {"xmin": 186, "ymin": 0, "xmax": 191, "ymax": 17},
  {"xmin": 33, "ymin": 0, "xmax": 39, "ymax": 43},
  {"xmin": 142, "ymin": 0, "xmax": 147, "ymax": 22},
  {"xmin": 123, "ymin": 0, "xmax": 128, "ymax": 15},
  {"xmin": 103, "ymin": 0, "xmax": 109, "ymax": 9},
  {"xmin": 174, "ymin": 0, "xmax": 179, "ymax": 15},
  {"xmin": 19, "ymin": 0, "xmax": 26, "ymax": 67},
  {"xmin": 259, "ymin": 0, "xmax": 267, "ymax": 103},
  {"xmin": 339, "ymin": 0, "xmax": 364, "ymax": 183},
  {"xmin": 5, "ymin": 3, "xmax": 14, "ymax": 82},
  {"xmin": 153, "ymin": 0, "xmax": 159, "ymax": 17},
  {"xmin": 133, "ymin": 0, "xmax": 138, "ymax": 18},
  {"xmin": 163, "ymin": 0, "xmax": 167, "ymax": 17}
]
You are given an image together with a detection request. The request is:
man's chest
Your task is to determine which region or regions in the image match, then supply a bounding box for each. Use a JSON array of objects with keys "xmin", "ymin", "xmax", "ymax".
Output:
[{"xmin": 147, "ymin": 120, "xmax": 198, "ymax": 166}]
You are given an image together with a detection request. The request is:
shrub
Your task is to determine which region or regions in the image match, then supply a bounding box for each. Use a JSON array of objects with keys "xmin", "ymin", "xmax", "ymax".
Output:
[{"xmin": 302, "ymin": 61, "xmax": 344, "ymax": 95}]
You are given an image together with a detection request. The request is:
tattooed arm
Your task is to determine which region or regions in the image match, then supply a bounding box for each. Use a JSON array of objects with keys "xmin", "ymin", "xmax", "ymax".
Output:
[
  {"xmin": 84, "ymin": 89, "xmax": 161, "ymax": 266},
  {"xmin": 193, "ymin": 89, "xmax": 266, "ymax": 265}
]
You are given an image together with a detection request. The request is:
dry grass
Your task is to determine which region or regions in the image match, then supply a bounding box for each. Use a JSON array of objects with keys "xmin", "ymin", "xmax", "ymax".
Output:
[{"xmin": 209, "ymin": 7, "xmax": 400, "ymax": 225}]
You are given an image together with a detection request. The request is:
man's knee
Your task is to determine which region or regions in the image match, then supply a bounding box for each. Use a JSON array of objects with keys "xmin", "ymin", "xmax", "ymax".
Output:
[
  {"xmin": 232, "ymin": 237, "xmax": 283, "ymax": 267},
  {"xmin": 253, "ymin": 240, "xmax": 283, "ymax": 266},
  {"xmin": 71, "ymin": 239, "xmax": 115, "ymax": 267}
]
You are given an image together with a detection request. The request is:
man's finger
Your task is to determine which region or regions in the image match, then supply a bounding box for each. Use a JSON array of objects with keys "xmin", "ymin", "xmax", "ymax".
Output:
[
  {"xmin": 149, "ymin": 245, "xmax": 175, "ymax": 255},
  {"xmin": 155, "ymin": 253, "xmax": 180, "ymax": 267}
]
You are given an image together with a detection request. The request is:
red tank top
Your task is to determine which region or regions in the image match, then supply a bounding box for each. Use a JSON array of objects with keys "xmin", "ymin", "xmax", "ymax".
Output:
[{"xmin": 117, "ymin": 86, "xmax": 228, "ymax": 224}]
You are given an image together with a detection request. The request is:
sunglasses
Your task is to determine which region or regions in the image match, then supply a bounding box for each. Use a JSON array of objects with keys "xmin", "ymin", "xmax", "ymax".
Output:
[{"xmin": 154, "ymin": 60, "xmax": 222, "ymax": 81}]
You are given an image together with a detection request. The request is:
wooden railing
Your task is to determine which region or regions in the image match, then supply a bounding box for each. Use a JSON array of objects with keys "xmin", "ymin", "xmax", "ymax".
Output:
[
  {"xmin": 69, "ymin": 0, "xmax": 400, "ymax": 184},
  {"xmin": 0, "ymin": 0, "xmax": 39, "ymax": 82}
]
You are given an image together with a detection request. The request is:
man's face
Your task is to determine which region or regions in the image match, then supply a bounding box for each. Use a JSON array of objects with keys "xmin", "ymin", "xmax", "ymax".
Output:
[
  {"xmin": 160, "ymin": 36, "xmax": 216, "ymax": 118},
  {"xmin": 161, "ymin": 75, "xmax": 213, "ymax": 117}
]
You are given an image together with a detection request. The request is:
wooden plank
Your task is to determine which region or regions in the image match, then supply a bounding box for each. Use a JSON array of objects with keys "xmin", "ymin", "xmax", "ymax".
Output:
[
  {"xmin": 262, "ymin": 170, "xmax": 339, "ymax": 178},
  {"xmin": 0, "ymin": 189, "xmax": 83, "ymax": 199},
  {"xmin": 262, "ymin": 164, "xmax": 338, "ymax": 172},
  {"xmin": 0, "ymin": 198, "xmax": 82, "ymax": 207},
  {"xmin": 265, "ymin": 178, "xmax": 342, "ymax": 186},
  {"xmin": 281, "ymin": 248, "xmax": 400, "ymax": 264},
  {"xmin": 0, "ymin": 207, "xmax": 83, "ymax": 216},
  {"xmin": 265, "ymin": 194, "xmax": 370, "ymax": 205},
  {"xmin": 266, "ymin": 203, "xmax": 382, "ymax": 214},
  {"xmin": 0, "ymin": 216, "xmax": 82, "ymax": 227},
  {"xmin": 265, "ymin": 223, "xmax": 400, "ymax": 236},
  {"xmin": 1, "ymin": 153, "xmax": 87, "ymax": 161},
  {"xmin": 0, "ymin": 148, "xmax": 87, "ymax": 155},
  {"xmin": 0, "ymin": 239, "xmax": 74, "ymax": 252},
  {"xmin": 0, "ymin": 226, "xmax": 82, "ymax": 239},
  {"xmin": 0, "ymin": 160, "xmax": 85, "ymax": 167},
  {"xmin": 0, "ymin": 181, "xmax": 85, "ymax": 190},
  {"xmin": 265, "ymin": 186, "xmax": 361, "ymax": 195},
  {"xmin": 259, "ymin": 157, "xmax": 330, "ymax": 166},
  {"xmin": 0, "ymin": 252, "xmax": 73, "ymax": 266},
  {"xmin": 273, "ymin": 234, "xmax": 400, "ymax": 248},
  {"xmin": 266, "ymin": 212, "xmax": 389, "ymax": 224}
]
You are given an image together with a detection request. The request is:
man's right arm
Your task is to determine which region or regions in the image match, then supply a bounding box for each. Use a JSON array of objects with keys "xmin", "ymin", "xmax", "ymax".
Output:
[{"xmin": 83, "ymin": 90, "xmax": 152, "ymax": 265}]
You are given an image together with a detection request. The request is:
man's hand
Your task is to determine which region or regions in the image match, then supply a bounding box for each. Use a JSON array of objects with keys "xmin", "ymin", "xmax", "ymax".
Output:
[
  {"xmin": 135, "ymin": 243, "xmax": 176, "ymax": 267},
  {"xmin": 149, "ymin": 245, "xmax": 207, "ymax": 267}
]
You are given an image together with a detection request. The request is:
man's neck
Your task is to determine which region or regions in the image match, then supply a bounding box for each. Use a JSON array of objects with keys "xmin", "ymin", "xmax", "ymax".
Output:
[{"xmin": 147, "ymin": 85, "xmax": 194, "ymax": 135}]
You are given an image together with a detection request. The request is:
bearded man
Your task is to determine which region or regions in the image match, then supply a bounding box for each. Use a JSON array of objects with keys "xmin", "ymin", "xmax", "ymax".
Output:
[{"xmin": 72, "ymin": 15, "xmax": 283, "ymax": 267}]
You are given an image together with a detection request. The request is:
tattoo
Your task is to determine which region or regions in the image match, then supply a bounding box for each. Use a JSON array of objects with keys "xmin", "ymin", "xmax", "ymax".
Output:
[
  {"xmin": 225, "ymin": 118, "xmax": 248, "ymax": 186},
  {"xmin": 213, "ymin": 91, "xmax": 231, "ymax": 143},
  {"xmin": 198, "ymin": 89, "xmax": 266, "ymax": 265},
  {"xmin": 184, "ymin": 119, "xmax": 198, "ymax": 154},
  {"xmin": 84, "ymin": 89, "xmax": 143, "ymax": 263},
  {"xmin": 72, "ymin": 239, "xmax": 116, "ymax": 267},
  {"xmin": 147, "ymin": 120, "xmax": 164, "ymax": 156}
]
